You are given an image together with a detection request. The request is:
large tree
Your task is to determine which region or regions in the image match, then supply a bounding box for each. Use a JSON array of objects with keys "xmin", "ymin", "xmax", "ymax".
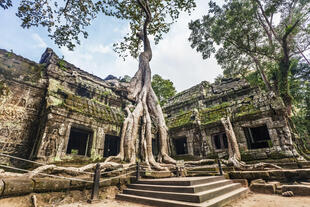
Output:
[
  {"xmin": 7, "ymin": 0, "xmax": 196, "ymax": 170},
  {"xmin": 189, "ymin": 0, "xmax": 310, "ymax": 116}
]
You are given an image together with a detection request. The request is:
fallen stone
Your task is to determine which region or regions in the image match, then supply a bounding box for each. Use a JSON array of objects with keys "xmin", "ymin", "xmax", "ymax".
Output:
[
  {"xmin": 232, "ymin": 179, "xmax": 248, "ymax": 187},
  {"xmin": 250, "ymin": 183, "xmax": 276, "ymax": 194},
  {"xmin": 282, "ymin": 191, "xmax": 294, "ymax": 197},
  {"xmin": 282, "ymin": 184, "xmax": 310, "ymax": 196},
  {"xmin": 143, "ymin": 171, "xmax": 172, "ymax": 178}
]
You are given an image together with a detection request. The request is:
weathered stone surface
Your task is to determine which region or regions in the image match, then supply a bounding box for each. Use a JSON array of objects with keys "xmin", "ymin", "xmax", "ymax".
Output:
[
  {"xmin": 282, "ymin": 185, "xmax": 310, "ymax": 196},
  {"xmin": 2, "ymin": 178, "xmax": 34, "ymax": 196},
  {"xmin": 143, "ymin": 171, "xmax": 172, "ymax": 178},
  {"xmin": 163, "ymin": 76, "xmax": 294, "ymax": 160},
  {"xmin": 33, "ymin": 178, "xmax": 70, "ymax": 192},
  {"xmin": 250, "ymin": 183, "xmax": 276, "ymax": 194},
  {"xmin": 232, "ymin": 179, "xmax": 248, "ymax": 187}
]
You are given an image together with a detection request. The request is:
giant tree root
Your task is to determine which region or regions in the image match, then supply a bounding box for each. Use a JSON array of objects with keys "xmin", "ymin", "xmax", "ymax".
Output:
[{"xmin": 221, "ymin": 158, "xmax": 282, "ymax": 170}]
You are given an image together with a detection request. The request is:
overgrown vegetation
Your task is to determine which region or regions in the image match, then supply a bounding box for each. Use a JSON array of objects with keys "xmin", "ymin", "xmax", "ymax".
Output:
[{"xmin": 151, "ymin": 74, "xmax": 177, "ymax": 106}]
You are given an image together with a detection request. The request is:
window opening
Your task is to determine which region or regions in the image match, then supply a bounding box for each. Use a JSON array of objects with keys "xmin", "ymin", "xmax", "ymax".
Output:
[
  {"xmin": 104, "ymin": 135, "xmax": 120, "ymax": 157},
  {"xmin": 174, "ymin": 137, "xmax": 188, "ymax": 155},
  {"xmin": 66, "ymin": 127, "xmax": 93, "ymax": 156},
  {"xmin": 212, "ymin": 132, "xmax": 228, "ymax": 150},
  {"xmin": 244, "ymin": 125, "xmax": 271, "ymax": 149}
]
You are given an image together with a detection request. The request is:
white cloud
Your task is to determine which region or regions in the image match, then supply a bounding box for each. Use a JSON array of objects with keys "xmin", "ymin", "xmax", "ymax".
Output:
[
  {"xmin": 57, "ymin": 0, "xmax": 223, "ymax": 92},
  {"xmin": 32, "ymin": 33, "xmax": 47, "ymax": 48},
  {"xmin": 87, "ymin": 44, "xmax": 111, "ymax": 54}
]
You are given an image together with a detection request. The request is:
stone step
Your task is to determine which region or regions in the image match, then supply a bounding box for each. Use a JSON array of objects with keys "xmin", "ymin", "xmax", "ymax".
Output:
[
  {"xmin": 123, "ymin": 183, "xmax": 242, "ymax": 203},
  {"xmin": 136, "ymin": 176, "xmax": 225, "ymax": 186},
  {"xmin": 116, "ymin": 187, "xmax": 248, "ymax": 207},
  {"xmin": 128, "ymin": 179, "xmax": 233, "ymax": 193}
]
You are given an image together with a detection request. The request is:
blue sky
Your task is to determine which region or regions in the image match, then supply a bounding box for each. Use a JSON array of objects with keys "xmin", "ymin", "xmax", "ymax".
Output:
[{"xmin": 0, "ymin": 0, "xmax": 223, "ymax": 92}]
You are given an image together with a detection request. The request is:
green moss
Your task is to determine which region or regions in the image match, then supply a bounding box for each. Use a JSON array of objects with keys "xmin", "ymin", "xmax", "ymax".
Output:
[
  {"xmin": 235, "ymin": 103, "xmax": 260, "ymax": 117},
  {"xmin": 240, "ymin": 151, "xmax": 256, "ymax": 161},
  {"xmin": 199, "ymin": 102, "xmax": 231, "ymax": 125},
  {"xmin": 167, "ymin": 110, "xmax": 194, "ymax": 129},
  {"xmin": 269, "ymin": 151, "xmax": 289, "ymax": 159},
  {"xmin": 103, "ymin": 90, "xmax": 111, "ymax": 96},
  {"xmin": 57, "ymin": 59, "xmax": 68, "ymax": 71}
]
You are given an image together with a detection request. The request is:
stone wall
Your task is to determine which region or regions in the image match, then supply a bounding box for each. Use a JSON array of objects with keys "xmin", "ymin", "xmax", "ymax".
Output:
[
  {"xmin": 0, "ymin": 48, "xmax": 130, "ymax": 164},
  {"xmin": 0, "ymin": 49, "xmax": 47, "ymax": 165},
  {"xmin": 164, "ymin": 78, "xmax": 295, "ymax": 161}
]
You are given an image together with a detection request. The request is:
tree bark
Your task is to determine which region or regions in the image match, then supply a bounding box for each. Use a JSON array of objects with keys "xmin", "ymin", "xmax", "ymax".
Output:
[
  {"xmin": 104, "ymin": 0, "xmax": 175, "ymax": 170},
  {"xmin": 221, "ymin": 117, "xmax": 281, "ymax": 170}
]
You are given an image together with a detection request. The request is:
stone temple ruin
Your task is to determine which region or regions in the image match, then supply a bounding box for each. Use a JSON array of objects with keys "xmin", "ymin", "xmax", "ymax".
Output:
[
  {"xmin": 0, "ymin": 48, "xmax": 296, "ymax": 166},
  {"xmin": 164, "ymin": 78, "xmax": 296, "ymax": 161}
]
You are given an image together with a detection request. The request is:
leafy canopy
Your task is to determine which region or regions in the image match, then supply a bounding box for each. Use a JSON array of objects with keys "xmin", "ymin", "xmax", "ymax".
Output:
[
  {"xmin": 13, "ymin": 0, "xmax": 196, "ymax": 58},
  {"xmin": 151, "ymin": 74, "xmax": 176, "ymax": 106},
  {"xmin": 188, "ymin": 0, "xmax": 310, "ymax": 79}
]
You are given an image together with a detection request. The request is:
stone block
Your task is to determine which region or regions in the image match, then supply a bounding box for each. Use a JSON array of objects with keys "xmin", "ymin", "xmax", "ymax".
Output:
[
  {"xmin": 2, "ymin": 177, "xmax": 34, "ymax": 196},
  {"xmin": 228, "ymin": 172, "xmax": 242, "ymax": 179},
  {"xmin": 232, "ymin": 179, "xmax": 248, "ymax": 187},
  {"xmin": 296, "ymin": 169, "xmax": 310, "ymax": 180},
  {"xmin": 33, "ymin": 178, "xmax": 70, "ymax": 192},
  {"xmin": 268, "ymin": 170, "xmax": 285, "ymax": 181},
  {"xmin": 250, "ymin": 183, "xmax": 276, "ymax": 194},
  {"xmin": 284, "ymin": 170, "xmax": 299, "ymax": 181},
  {"xmin": 282, "ymin": 185, "xmax": 310, "ymax": 196},
  {"xmin": 143, "ymin": 171, "xmax": 172, "ymax": 178}
]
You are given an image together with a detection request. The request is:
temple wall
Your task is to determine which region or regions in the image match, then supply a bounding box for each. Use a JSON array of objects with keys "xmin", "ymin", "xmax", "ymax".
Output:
[
  {"xmin": 0, "ymin": 48, "xmax": 129, "ymax": 164},
  {"xmin": 0, "ymin": 49, "xmax": 47, "ymax": 165},
  {"xmin": 164, "ymin": 78, "xmax": 295, "ymax": 161}
]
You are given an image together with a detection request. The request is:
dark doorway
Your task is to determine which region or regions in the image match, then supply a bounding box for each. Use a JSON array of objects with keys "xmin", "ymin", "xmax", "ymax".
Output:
[
  {"xmin": 212, "ymin": 132, "xmax": 228, "ymax": 150},
  {"xmin": 174, "ymin": 137, "xmax": 188, "ymax": 155},
  {"xmin": 104, "ymin": 135, "xmax": 120, "ymax": 157},
  {"xmin": 66, "ymin": 127, "xmax": 93, "ymax": 156},
  {"xmin": 244, "ymin": 125, "xmax": 271, "ymax": 149},
  {"xmin": 152, "ymin": 138, "xmax": 159, "ymax": 156}
]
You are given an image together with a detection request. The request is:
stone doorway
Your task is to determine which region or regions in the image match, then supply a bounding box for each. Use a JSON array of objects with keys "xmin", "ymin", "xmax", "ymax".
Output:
[
  {"xmin": 104, "ymin": 135, "xmax": 120, "ymax": 157},
  {"xmin": 174, "ymin": 137, "xmax": 188, "ymax": 155},
  {"xmin": 244, "ymin": 125, "xmax": 271, "ymax": 149},
  {"xmin": 66, "ymin": 127, "xmax": 93, "ymax": 156}
]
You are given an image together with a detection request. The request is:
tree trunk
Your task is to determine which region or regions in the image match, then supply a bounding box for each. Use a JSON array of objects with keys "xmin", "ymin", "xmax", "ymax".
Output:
[
  {"xmin": 104, "ymin": 0, "xmax": 175, "ymax": 170},
  {"xmin": 221, "ymin": 117, "xmax": 281, "ymax": 170}
]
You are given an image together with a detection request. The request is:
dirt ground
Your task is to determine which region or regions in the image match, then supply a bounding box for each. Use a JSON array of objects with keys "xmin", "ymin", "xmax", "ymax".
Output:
[
  {"xmin": 224, "ymin": 192, "xmax": 310, "ymax": 207},
  {"xmin": 1, "ymin": 191, "xmax": 310, "ymax": 207}
]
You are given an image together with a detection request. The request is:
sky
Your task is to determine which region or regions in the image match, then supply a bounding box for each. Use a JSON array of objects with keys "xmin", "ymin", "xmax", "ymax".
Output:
[{"xmin": 0, "ymin": 0, "xmax": 223, "ymax": 92}]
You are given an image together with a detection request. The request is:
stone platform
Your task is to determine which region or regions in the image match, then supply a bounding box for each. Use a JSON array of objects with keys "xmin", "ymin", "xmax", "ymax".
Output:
[{"xmin": 116, "ymin": 176, "xmax": 248, "ymax": 207}]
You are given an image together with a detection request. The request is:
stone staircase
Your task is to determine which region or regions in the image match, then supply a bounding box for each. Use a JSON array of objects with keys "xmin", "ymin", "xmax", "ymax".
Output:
[{"xmin": 116, "ymin": 176, "xmax": 248, "ymax": 207}]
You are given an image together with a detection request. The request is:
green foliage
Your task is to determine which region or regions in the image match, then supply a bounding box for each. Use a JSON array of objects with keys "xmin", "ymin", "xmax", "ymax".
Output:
[
  {"xmin": 290, "ymin": 62, "xmax": 310, "ymax": 140},
  {"xmin": 151, "ymin": 74, "xmax": 176, "ymax": 106},
  {"xmin": 189, "ymin": 0, "xmax": 310, "ymax": 113},
  {"xmin": 15, "ymin": 0, "xmax": 196, "ymax": 58}
]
